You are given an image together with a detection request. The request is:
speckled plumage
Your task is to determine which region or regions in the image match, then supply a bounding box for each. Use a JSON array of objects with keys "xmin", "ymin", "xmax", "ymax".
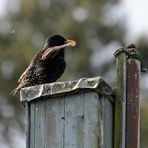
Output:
[{"xmin": 11, "ymin": 34, "xmax": 71, "ymax": 95}]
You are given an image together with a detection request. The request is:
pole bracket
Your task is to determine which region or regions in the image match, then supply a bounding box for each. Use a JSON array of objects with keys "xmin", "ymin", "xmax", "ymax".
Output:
[{"xmin": 114, "ymin": 43, "xmax": 147, "ymax": 72}]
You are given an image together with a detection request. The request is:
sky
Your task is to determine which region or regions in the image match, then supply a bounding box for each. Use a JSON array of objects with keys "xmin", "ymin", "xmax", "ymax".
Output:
[
  {"xmin": 120, "ymin": 0, "xmax": 148, "ymax": 39},
  {"xmin": 0, "ymin": 0, "xmax": 7, "ymax": 16}
]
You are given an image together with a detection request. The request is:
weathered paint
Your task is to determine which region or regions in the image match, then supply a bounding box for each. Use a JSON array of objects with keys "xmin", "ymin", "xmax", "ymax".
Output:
[
  {"xmin": 64, "ymin": 94, "xmax": 84, "ymax": 148},
  {"xmin": 25, "ymin": 90, "xmax": 114, "ymax": 148},
  {"xmin": 34, "ymin": 100, "xmax": 46, "ymax": 148},
  {"xmin": 45, "ymin": 97, "xmax": 64, "ymax": 148},
  {"xmin": 83, "ymin": 92, "xmax": 100, "ymax": 148},
  {"xmin": 20, "ymin": 77, "xmax": 114, "ymax": 103},
  {"xmin": 26, "ymin": 103, "xmax": 30, "ymax": 148},
  {"xmin": 101, "ymin": 96, "xmax": 114, "ymax": 148},
  {"xmin": 126, "ymin": 59, "xmax": 140, "ymax": 148},
  {"xmin": 114, "ymin": 46, "xmax": 141, "ymax": 148}
]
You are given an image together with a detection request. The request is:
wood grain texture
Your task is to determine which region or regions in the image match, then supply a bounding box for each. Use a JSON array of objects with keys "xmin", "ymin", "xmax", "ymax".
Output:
[
  {"xmin": 65, "ymin": 93, "xmax": 84, "ymax": 148},
  {"xmin": 101, "ymin": 96, "xmax": 114, "ymax": 148},
  {"xmin": 34, "ymin": 100, "xmax": 46, "ymax": 148},
  {"xmin": 29, "ymin": 102, "xmax": 35, "ymax": 148},
  {"xmin": 84, "ymin": 92, "xmax": 99, "ymax": 148},
  {"xmin": 27, "ymin": 91, "xmax": 114, "ymax": 148},
  {"xmin": 45, "ymin": 97, "xmax": 64, "ymax": 148}
]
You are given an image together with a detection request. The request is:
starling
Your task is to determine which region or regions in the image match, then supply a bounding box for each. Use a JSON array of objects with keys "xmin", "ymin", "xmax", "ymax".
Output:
[{"xmin": 11, "ymin": 34, "xmax": 76, "ymax": 95}]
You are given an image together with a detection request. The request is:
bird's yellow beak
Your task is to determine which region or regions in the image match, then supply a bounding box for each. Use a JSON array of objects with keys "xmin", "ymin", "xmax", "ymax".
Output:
[{"xmin": 65, "ymin": 40, "xmax": 76, "ymax": 47}]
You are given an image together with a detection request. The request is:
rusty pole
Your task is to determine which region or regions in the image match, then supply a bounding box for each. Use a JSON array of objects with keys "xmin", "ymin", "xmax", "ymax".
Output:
[
  {"xmin": 126, "ymin": 46, "xmax": 141, "ymax": 148},
  {"xmin": 114, "ymin": 44, "xmax": 142, "ymax": 148}
]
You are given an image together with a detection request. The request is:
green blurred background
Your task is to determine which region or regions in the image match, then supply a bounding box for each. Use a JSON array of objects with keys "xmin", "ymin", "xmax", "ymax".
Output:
[{"xmin": 0, "ymin": 0, "xmax": 148, "ymax": 147}]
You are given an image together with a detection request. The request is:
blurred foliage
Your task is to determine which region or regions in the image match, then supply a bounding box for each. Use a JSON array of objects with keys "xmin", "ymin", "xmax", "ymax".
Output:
[
  {"xmin": 0, "ymin": 0, "xmax": 148, "ymax": 147},
  {"xmin": 141, "ymin": 101, "xmax": 148, "ymax": 148}
]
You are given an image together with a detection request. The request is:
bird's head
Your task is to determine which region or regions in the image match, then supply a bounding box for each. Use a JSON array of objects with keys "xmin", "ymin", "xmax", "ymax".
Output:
[
  {"xmin": 45, "ymin": 34, "xmax": 76, "ymax": 48},
  {"xmin": 47, "ymin": 34, "xmax": 66, "ymax": 47}
]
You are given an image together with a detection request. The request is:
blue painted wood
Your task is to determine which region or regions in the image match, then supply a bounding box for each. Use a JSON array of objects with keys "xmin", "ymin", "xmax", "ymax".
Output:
[
  {"xmin": 29, "ymin": 102, "xmax": 35, "ymax": 148},
  {"xmin": 45, "ymin": 97, "xmax": 64, "ymax": 148},
  {"xmin": 27, "ymin": 91, "xmax": 114, "ymax": 148},
  {"xmin": 84, "ymin": 92, "xmax": 99, "ymax": 148},
  {"xmin": 34, "ymin": 100, "xmax": 45, "ymax": 148},
  {"xmin": 65, "ymin": 93, "xmax": 84, "ymax": 148},
  {"xmin": 101, "ymin": 96, "xmax": 114, "ymax": 148}
]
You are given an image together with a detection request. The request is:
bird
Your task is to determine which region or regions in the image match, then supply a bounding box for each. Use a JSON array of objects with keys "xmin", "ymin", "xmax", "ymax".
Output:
[{"xmin": 11, "ymin": 34, "xmax": 76, "ymax": 95}]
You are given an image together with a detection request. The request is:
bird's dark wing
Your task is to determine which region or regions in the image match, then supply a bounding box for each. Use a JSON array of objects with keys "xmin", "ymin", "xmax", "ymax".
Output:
[
  {"xmin": 17, "ymin": 45, "xmax": 60, "ymax": 84},
  {"xmin": 18, "ymin": 62, "xmax": 33, "ymax": 83},
  {"xmin": 10, "ymin": 64, "xmax": 33, "ymax": 95},
  {"xmin": 18, "ymin": 48, "xmax": 46, "ymax": 83}
]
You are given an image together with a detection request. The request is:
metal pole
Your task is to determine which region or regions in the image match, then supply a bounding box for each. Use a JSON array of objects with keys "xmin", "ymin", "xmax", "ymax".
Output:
[
  {"xmin": 114, "ymin": 48, "xmax": 127, "ymax": 148},
  {"xmin": 126, "ymin": 56, "xmax": 140, "ymax": 148},
  {"xmin": 114, "ymin": 44, "xmax": 141, "ymax": 148}
]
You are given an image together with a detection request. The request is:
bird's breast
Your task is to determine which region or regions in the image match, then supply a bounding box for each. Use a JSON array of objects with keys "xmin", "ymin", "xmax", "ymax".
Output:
[{"xmin": 40, "ymin": 55, "xmax": 66, "ymax": 83}]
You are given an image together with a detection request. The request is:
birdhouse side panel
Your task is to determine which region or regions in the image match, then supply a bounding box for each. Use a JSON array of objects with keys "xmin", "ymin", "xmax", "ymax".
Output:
[
  {"xmin": 27, "ymin": 91, "xmax": 113, "ymax": 148},
  {"xmin": 100, "ymin": 96, "xmax": 114, "ymax": 148}
]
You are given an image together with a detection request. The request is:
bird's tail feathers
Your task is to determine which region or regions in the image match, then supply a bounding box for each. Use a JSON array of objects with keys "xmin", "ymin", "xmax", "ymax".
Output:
[{"xmin": 10, "ymin": 87, "xmax": 19, "ymax": 96}]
